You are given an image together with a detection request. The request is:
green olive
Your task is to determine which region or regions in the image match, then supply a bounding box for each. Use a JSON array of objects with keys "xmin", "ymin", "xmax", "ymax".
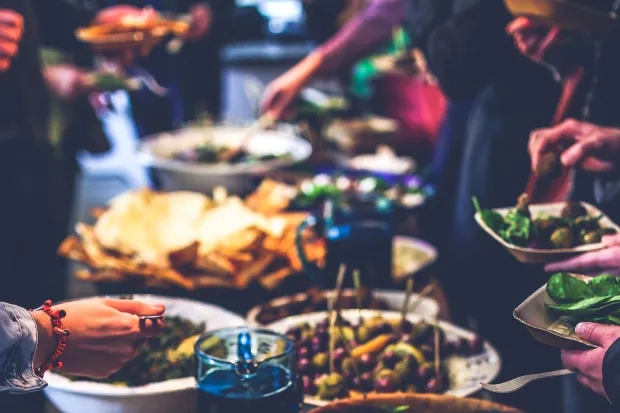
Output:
[
  {"xmin": 395, "ymin": 355, "xmax": 416, "ymax": 381},
  {"xmin": 375, "ymin": 368, "xmax": 402, "ymax": 388},
  {"xmin": 341, "ymin": 357, "xmax": 357, "ymax": 376},
  {"xmin": 316, "ymin": 373, "xmax": 346, "ymax": 400},
  {"xmin": 550, "ymin": 227, "xmax": 574, "ymax": 249},
  {"xmin": 313, "ymin": 353, "xmax": 329, "ymax": 372},
  {"xmin": 582, "ymin": 230, "xmax": 602, "ymax": 245},
  {"xmin": 356, "ymin": 325, "xmax": 371, "ymax": 343},
  {"xmin": 412, "ymin": 321, "xmax": 433, "ymax": 343}
]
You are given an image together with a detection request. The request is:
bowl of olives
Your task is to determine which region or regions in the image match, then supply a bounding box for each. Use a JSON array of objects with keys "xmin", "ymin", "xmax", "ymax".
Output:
[
  {"xmin": 266, "ymin": 310, "xmax": 501, "ymax": 406},
  {"xmin": 475, "ymin": 195, "xmax": 620, "ymax": 264}
]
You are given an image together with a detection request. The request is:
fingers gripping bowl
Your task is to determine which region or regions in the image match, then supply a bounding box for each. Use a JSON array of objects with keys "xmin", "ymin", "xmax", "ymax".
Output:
[{"xmin": 44, "ymin": 295, "xmax": 245, "ymax": 413}]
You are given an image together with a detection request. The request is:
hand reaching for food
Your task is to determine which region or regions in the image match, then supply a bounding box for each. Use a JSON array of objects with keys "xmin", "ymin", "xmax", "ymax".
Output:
[
  {"xmin": 545, "ymin": 235, "xmax": 620, "ymax": 276},
  {"xmin": 562, "ymin": 322, "xmax": 620, "ymax": 400},
  {"xmin": 0, "ymin": 9, "xmax": 23, "ymax": 72},
  {"xmin": 529, "ymin": 119, "xmax": 620, "ymax": 174},
  {"xmin": 32, "ymin": 298, "xmax": 165, "ymax": 379},
  {"xmin": 183, "ymin": 3, "xmax": 212, "ymax": 41}
]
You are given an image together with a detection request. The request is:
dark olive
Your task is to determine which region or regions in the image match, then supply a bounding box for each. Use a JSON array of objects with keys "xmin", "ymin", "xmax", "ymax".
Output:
[
  {"xmin": 400, "ymin": 320, "xmax": 413, "ymax": 334},
  {"xmin": 575, "ymin": 216, "xmax": 600, "ymax": 232},
  {"xmin": 561, "ymin": 201, "xmax": 588, "ymax": 219},
  {"xmin": 376, "ymin": 322, "xmax": 392, "ymax": 335},
  {"xmin": 297, "ymin": 358, "xmax": 312, "ymax": 375},
  {"xmin": 316, "ymin": 325, "xmax": 328, "ymax": 339},
  {"xmin": 420, "ymin": 344, "xmax": 435, "ymax": 360},
  {"xmin": 343, "ymin": 370, "xmax": 357, "ymax": 386},
  {"xmin": 442, "ymin": 341, "xmax": 457, "ymax": 357},
  {"xmin": 333, "ymin": 348, "xmax": 347, "ymax": 368},
  {"xmin": 297, "ymin": 338, "xmax": 311, "ymax": 350},
  {"xmin": 341, "ymin": 357, "xmax": 357, "ymax": 376},
  {"xmin": 425, "ymin": 377, "xmax": 444, "ymax": 393},
  {"xmin": 311, "ymin": 336, "xmax": 326, "ymax": 353},
  {"xmin": 298, "ymin": 346, "xmax": 311, "ymax": 359},
  {"xmin": 374, "ymin": 374, "xmax": 399, "ymax": 393},
  {"xmin": 454, "ymin": 338, "xmax": 468, "ymax": 355},
  {"xmin": 303, "ymin": 375, "xmax": 316, "ymax": 394},
  {"xmin": 416, "ymin": 364, "xmax": 432, "ymax": 381},
  {"xmin": 468, "ymin": 337, "xmax": 484, "ymax": 355},
  {"xmin": 550, "ymin": 227, "xmax": 574, "ymax": 249},
  {"xmin": 534, "ymin": 218, "xmax": 559, "ymax": 240},
  {"xmin": 359, "ymin": 353, "xmax": 376, "ymax": 371},
  {"xmin": 413, "ymin": 321, "xmax": 433, "ymax": 343},
  {"xmin": 349, "ymin": 340, "xmax": 359, "ymax": 348},
  {"xmin": 360, "ymin": 372, "xmax": 374, "ymax": 392},
  {"xmin": 382, "ymin": 351, "xmax": 399, "ymax": 369},
  {"xmin": 351, "ymin": 376, "xmax": 362, "ymax": 390},
  {"xmin": 286, "ymin": 328, "xmax": 301, "ymax": 341}
]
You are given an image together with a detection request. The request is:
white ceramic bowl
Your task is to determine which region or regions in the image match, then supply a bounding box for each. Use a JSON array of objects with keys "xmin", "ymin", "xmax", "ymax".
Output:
[
  {"xmin": 138, "ymin": 125, "xmax": 312, "ymax": 194},
  {"xmin": 246, "ymin": 289, "xmax": 440, "ymax": 327},
  {"xmin": 44, "ymin": 295, "xmax": 246, "ymax": 413},
  {"xmin": 267, "ymin": 310, "xmax": 502, "ymax": 406}
]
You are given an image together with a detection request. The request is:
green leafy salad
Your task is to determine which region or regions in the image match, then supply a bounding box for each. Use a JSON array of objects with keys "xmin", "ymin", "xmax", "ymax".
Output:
[
  {"xmin": 474, "ymin": 194, "xmax": 616, "ymax": 249},
  {"xmin": 546, "ymin": 273, "xmax": 620, "ymax": 325}
]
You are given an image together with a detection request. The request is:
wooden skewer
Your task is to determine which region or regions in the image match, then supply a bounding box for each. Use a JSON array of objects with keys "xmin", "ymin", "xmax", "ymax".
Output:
[
  {"xmin": 433, "ymin": 317, "xmax": 441, "ymax": 382},
  {"xmin": 399, "ymin": 277, "xmax": 414, "ymax": 331},
  {"xmin": 406, "ymin": 284, "xmax": 435, "ymax": 314},
  {"xmin": 328, "ymin": 264, "xmax": 347, "ymax": 375},
  {"xmin": 352, "ymin": 269, "xmax": 363, "ymax": 325}
]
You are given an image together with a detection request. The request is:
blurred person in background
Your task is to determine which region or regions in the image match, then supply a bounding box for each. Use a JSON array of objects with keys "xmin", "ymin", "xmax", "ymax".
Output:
[
  {"xmin": 0, "ymin": 2, "xmax": 150, "ymax": 411},
  {"xmin": 82, "ymin": 0, "xmax": 235, "ymax": 135}
]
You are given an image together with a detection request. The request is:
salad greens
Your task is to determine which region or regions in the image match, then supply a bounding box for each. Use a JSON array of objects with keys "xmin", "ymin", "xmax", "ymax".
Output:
[
  {"xmin": 546, "ymin": 273, "xmax": 620, "ymax": 325},
  {"xmin": 474, "ymin": 195, "xmax": 616, "ymax": 249}
]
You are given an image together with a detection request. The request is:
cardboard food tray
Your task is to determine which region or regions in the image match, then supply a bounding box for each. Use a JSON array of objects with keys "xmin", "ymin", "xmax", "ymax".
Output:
[
  {"xmin": 308, "ymin": 393, "xmax": 523, "ymax": 413},
  {"xmin": 475, "ymin": 201, "xmax": 620, "ymax": 264},
  {"xmin": 514, "ymin": 282, "xmax": 597, "ymax": 350},
  {"xmin": 504, "ymin": 0, "xmax": 620, "ymax": 33}
]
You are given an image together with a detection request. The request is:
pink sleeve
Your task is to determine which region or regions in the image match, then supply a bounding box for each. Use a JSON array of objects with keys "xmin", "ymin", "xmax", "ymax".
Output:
[{"xmin": 316, "ymin": 0, "xmax": 407, "ymax": 76}]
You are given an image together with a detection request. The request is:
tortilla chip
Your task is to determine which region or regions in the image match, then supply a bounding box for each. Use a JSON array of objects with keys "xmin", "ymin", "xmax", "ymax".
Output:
[
  {"xmin": 259, "ymin": 266, "xmax": 296, "ymax": 290},
  {"xmin": 245, "ymin": 179, "xmax": 296, "ymax": 214},
  {"xmin": 168, "ymin": 241, "xmax": 199, "ymax": 268},
  {"xmin": 215, "ymin": 228, "xmax": 264, "ymax": 254},
  {"xmin": 234, "ymin": 252, "xmax": 276, "ymax": 289}
]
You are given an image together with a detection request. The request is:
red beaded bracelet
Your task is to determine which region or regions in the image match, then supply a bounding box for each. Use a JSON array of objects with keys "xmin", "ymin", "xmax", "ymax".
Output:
[{"xmin": 32, "ymin": 300, "xmax": 70, "ymax": 378}]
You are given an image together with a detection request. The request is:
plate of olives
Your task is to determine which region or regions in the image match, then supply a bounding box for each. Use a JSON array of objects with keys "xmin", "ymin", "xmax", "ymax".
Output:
[
  {"xmin": 475, "ymin": 196, "xmax": 620, "ymax": 264},
  {"xmin": 267, "ymin": 310, "xmax": 501, "ymax": 406}
]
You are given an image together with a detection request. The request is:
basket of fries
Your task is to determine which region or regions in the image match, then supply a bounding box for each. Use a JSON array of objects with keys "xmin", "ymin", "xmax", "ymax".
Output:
[
  {"xmin": 76, "ymin": 13, "xmax": 189, "ymax": 55},
  {"xmin": 58, "ymin": 183, "xmax": 326, "ymax": 292}
]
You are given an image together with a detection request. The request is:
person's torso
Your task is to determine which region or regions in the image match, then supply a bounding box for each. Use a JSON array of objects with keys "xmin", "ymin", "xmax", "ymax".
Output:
[{"xmin": 0, "ymin": 0, "xmax": 49, "ymax": 147}]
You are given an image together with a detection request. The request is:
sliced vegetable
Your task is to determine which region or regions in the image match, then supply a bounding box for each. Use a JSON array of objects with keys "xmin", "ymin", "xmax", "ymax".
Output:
[{"xmin": 351, "ymin": 334, "xmax": 392, "ymax": 358}]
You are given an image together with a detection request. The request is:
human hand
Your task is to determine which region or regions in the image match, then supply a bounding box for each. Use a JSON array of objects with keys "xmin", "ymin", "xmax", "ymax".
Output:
[
  {"xmin": 32, "ymin": 298, "xmax": 165, "ymax": 378},
  {"xmin": 0, "ymin": 10, "xmax": 23, "ymax": 72},
  {"xmin": 545, "ymin": 235, "xmax": 620, "ymax": 276},
  {"xmin": 506, "ymin": 17, "xmax": 588, "ymax": 78},
  {"xmin": 529, "ymin": 119, "xmax": 620, "ymax": 174},
  {"xmin": 261, "ymin": 53, "xmax": 323, "ymax": 120},
  {"xmin": 562, "ymin": 322, "xmax": 620, "ymax": 398},
  {"xmin": 44, "ymin": 65, "xmax": 90, "ymax": 101},
  {"xmin": 184, "ymin": 3, "xmax": 212, "ymax": 41}
]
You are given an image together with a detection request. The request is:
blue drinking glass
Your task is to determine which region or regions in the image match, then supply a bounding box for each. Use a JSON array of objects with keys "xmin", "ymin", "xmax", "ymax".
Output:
[{"xmin": 195, "ymin": 327, "xmax": 301, "ymax": 413}]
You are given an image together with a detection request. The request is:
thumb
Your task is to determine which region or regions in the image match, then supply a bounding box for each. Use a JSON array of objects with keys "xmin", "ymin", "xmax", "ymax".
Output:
[
  {"xmin": 575, "ymin": 322, "xmax": 620, "ymax": 347},
  {"xmin": 103, "ymin": 299, "xmax": 165, "ymax": 316},
  {"xmin": 603, "ymin": 234, "xmax": 620, "ymax": 247}
]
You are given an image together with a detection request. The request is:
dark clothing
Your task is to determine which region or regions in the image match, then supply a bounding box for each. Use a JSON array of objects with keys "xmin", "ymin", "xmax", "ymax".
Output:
[{"xmin": 604, "ymin": 338, "xmax": 620, "ymax": 407}]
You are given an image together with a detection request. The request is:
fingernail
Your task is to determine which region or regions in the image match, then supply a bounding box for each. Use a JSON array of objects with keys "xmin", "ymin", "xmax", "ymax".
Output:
[
  {"xmin": 152, "ymin": 304, "xmax": 165, "ymax": 312},
  {"xmin": 575, "ymin": 323, "xmax": 586, "ymax": 336}
]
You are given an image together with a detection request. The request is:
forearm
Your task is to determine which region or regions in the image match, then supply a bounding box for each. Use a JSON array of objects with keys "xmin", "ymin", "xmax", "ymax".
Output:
[
  {"xmin": 0, "ymin": 303, "xmax": 47, "ymax": 394},
  {"xmin": 316, "ymin": 0, "xmax": 406, "ymax": 76}
]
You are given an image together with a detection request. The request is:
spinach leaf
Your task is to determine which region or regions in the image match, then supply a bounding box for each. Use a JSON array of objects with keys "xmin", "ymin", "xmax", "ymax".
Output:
[
  {"xmin": 545, "ymin": 296, "xmax": 614, "ymax": 316},
  {"xmin": 546, "ymin": 273, "xmax": 594, "ymax": 302},
  {"xmin": 501, "ymin": 209, "xmax": 532, "ymax": 247},
  {"xmin": 473, "ymin": 197, "xmax": 506, "ymax": 233},
  {"xmin": 590, "ymin": 275, "xmax": 620, "ymax": 297}
]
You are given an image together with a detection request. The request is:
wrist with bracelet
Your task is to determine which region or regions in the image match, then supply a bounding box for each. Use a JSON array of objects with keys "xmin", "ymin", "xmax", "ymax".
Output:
[{"xmin": 31, "ymin": 300, "xmax": 70, "ymax": 378}]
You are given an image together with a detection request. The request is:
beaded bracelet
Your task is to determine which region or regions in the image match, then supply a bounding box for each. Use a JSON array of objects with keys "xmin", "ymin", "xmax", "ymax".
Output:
[{"xmin": 32, "ymin": 300, "xmax": 70, "ymax": 378}]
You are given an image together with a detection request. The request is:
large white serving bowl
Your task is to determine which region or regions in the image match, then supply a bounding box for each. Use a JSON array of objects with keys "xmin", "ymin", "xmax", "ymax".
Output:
[
  {"xmin": 267, "ymin": 310, "xmax": 502, "ymax": 406},
  {"xmin": 44, "ymin": 295, "xmax": 245, "ymax": 413},
  {"xmin": 138, "ymin": 125, "xmax": 312, "ymax": 194}
]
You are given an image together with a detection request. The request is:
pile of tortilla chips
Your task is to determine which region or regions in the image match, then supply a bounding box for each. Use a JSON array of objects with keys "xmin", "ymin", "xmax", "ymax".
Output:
[{"xmin": 58, "ymin": 181, "xmax": 326, "ymax": 290}]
